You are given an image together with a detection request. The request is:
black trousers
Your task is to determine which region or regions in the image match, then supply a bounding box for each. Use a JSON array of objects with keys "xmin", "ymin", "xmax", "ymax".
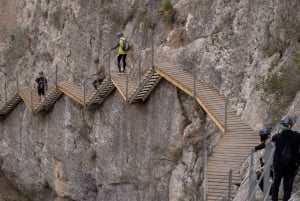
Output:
[
  {"xmin": 257, "ymin": 170, "xmax": 273, "ymax": 195},
  {"xmin": 92, "ymin": 78, "xmax": 103, "ymax": 90},
  {"xmin": 117, "ymin": 54, "xmax": 127, "ymax": 72},
  {"xmin": 272, "ymin": 169, "xmax": 296, "ymax": 201},
  {"xmin": 37, "ymin": 87, "xmax": 45, "ymax": 96}
]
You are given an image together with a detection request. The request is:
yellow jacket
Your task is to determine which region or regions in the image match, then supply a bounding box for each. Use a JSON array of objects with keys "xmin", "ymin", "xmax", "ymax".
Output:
[{"xmin": 118, "ymin": 37, "xmax": 128, "ymax": 55}]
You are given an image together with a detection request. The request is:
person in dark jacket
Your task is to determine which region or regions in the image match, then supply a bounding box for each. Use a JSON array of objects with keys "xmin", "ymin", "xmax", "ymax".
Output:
[
  {"xmin": 271, "ymin": 115, "xmax": 300, "ymax": 201},
  {"xmin": 34, "ymin": 71, "xmax": 48, "ymax": 102},
  {"xmin": 254, "ymin": 125, "xmax": 273, "ymax": 194}
]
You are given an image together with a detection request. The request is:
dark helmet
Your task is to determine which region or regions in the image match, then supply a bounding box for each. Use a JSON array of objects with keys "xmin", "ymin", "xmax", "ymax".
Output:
[
  {"xmin": 280, "ymin": 115, "xmax": 293, "ymax": 127},
  {"xmin": 117, "ymin": 32, "xmax": 123, "ymax": 37},
  {"xmin": 259, "ymin": 126, "xmax": 271, "ymax": 136},
  {"xmin": 39, "ymin": 71, "xmax": 44, "ymax": 75},
  {"xmin": 259, "ymin": 125, "xmax": 271, "ymax": 142}
]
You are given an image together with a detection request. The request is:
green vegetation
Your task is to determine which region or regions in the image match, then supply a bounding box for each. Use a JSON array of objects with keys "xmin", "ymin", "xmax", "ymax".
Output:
[
  {"xmin": 292, "ymin": 50, "xmax": 300, "ymax": 71},
  {"xmin": 169, "ymin": 145, "xmax": 183, "ymax": 164},
  {"xmin": 151, "ymin": 144, "xmax": 183, "ymax": 164},
  {"xmin": 161, "ymin": 0, "xmax": 173, "ymax": 13},
  {"xmin": 264, "ymin": 74, "xmax": 285, "ymax": 95},
  {"xmin": 258, "ymin": 54, "xmax": 300, "ymax": 123},
  {"xmin": 41, "ymin": 51, "xmax": 53, "ymax": 63},
  {"xmin": 151, "ymin": 144, "xmax": 169, "ymax": 156},
  {"xmin": 159, "ymin": 0, "xmax": 175, "ymax": 25}
]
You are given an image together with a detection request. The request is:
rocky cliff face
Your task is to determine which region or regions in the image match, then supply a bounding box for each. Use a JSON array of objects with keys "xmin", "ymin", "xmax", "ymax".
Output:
[{"xmin": 0, "ymin": 0, "xmax": 300, "ymax": 201}]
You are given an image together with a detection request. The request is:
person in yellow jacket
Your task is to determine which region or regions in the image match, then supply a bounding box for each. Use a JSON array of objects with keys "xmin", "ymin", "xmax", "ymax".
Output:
[{"xmin": 110, "ymin": 32, "xmax": 128, "ymax": 73}]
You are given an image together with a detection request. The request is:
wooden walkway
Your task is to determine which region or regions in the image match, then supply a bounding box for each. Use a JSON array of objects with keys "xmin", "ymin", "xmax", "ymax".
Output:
[
  {"xmin": 34, "ymin": 86, "xmax": 62, "ymax": 113},
  {"xmin": 85, "ymin": 77, "xmax": 115, "ymax": 109},
  {"xmin": 18, "ymin": 86, "xmax": 63, "ymax": 114},
  {"xmin": 0, "ymin": 92, "xmax": 21, "ymax": 118},
  {"xmin": 57, "ymin": 77, "xmax": 115, "ymax": 107},
  {"xmin": 58, "ymin": 81, "xmax": 85, "ymax": 105},
  {"xmin": 128, "ymin": 69, "xmax": 161, "ymax": 104},
  {"xmin": 1, "ymin": 76, "xmax": 115, "ymax": 115},
  {"xmin": 0, "ymin": 65, "xmax": 259, "ymax": 200},
  {"xmin": 154, "ymin": 63, "xmax": 259, "ymax": 201},
  {"xmin": 111, "ymin": 73, "xmax": 137, "ymax": 102},
  {"xmin": 19, "ymin": 87, "xmax": 40, "ymax": 112}
]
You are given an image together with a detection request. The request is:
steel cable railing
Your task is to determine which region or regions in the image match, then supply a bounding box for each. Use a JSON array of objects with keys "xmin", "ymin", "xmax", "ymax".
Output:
[
  {"xmin": 247, "ymin": 142, "xmax": 275, "ymax": 201},
  {"xmin": 212, "ymin": 141, "xmax": 274, "ymax": 201}
]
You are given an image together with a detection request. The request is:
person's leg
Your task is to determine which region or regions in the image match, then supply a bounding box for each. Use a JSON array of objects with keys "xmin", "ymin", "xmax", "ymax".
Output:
[
  {"xmin": 282, "ymin": 170, "xmax": 296, "ymax": 201},
  {"xmin": 92, "ymin": 80, "xmax": 97, "ymax": 89},
  {"xmin": 41, "ymin": 89, "xmax": 45, "ymax": 102},
  {"xmin": 272, "ymin": 170, "xmax": 283, "ymax": 201},
  {"xmin": 38, "ymin": 88, "xmax": 42, "ymax": 102},
  {"xmin": 122, "ymin": 54, "xmax": 127, "ymax": 72},
  {"xmin": 98, "ymin": 78, "xmax": 103, "ymax": 85},
  {"xmin": 256, "ymin": 172, "xmax": 264, "ymax": 192},
  {"xmin": 117, "ymin": 55, "xmax": 122, "ymax": 73}
]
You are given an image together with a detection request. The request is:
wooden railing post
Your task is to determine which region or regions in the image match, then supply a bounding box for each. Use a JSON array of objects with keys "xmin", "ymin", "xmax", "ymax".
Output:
[
  {"xmin": 151, "ymin": 28, "xmax": 154, "ymax": 71},
  {"xmin": 203, "ymin": 131, "xmax": 207, "ymax": 201},
  {"xmin": 108, "ymin": 52, "xmax": 111, "ymax": 78},
  {"xmin": 31, "ymin": 89, "xmax": 33, "ymax": 109},
  {"xmin": 4, "ymin": 82, "xmax": 7, "ymax": 103},
  {"xmin": 228, "ymin": 169, "xmax": 233, "ymax": 201},
  {"xmin": 83, "ymin": 81, "xmax": 86, "ymax": 107},
  {"xmin": 225, "ymin": 99, "xmax": 228, "ymax": 133},
  {"xmin": 16, "ymin": 73, "xmax": 19, "ymax": 92},
  {"xmin": 193, "ymin": 66, "xmax": 196, "ymax": 100},
  {"xmin": 55, "ymin": 65, "xmax": 58, "ymax": 86},
  {"xmin": 126, "ymin": 74, "xmax": 129, "ymax": 102},
  {"xmin": 138, "ymin": 50, "xmax": 141, "ymax": 84}
]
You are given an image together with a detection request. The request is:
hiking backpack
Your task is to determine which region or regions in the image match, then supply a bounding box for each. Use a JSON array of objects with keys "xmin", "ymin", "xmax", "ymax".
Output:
[
  {"xmin": 38, "ymin": 77, "xmax": 45, "ymax": 89},
  {"xmin": 280, "ymin": 143, "xmax": 297, "ymax": 168},
  {"xmin": 121, "ymin": 38, "xmax": 129, "ymax": 51}
]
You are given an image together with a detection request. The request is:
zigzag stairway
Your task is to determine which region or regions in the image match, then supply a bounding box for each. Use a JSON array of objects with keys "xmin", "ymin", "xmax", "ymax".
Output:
[{"xmin": 0, "ymin": 64, "xmax": 259, "ymax": 200}]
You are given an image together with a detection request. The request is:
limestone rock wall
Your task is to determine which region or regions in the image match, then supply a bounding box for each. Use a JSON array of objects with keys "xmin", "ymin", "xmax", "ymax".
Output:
[{"xmin": 0, "ymin": 0, "xmax": 300, "ymax": 201}]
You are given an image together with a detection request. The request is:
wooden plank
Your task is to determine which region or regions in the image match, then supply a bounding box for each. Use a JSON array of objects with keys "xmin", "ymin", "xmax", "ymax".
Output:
[
  {"xmin": 155, "ymin": 66, "xmax": 225, "ymax": 133},
  {"xmin": 57, "ymin": 84, "xmax": 84, "ymax": 105},
  {"xmin": 111, "ymin": 76, "xmax": 127, "ymax": 101},
  {"xmin": 207, "ymin": 176, "xmax": 240, "ymax": 181}
]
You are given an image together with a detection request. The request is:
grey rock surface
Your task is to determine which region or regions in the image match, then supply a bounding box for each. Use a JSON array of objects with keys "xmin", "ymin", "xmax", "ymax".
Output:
[{"xmin": 0, "ymin": 0, "xmax": 300, "ymax": 201}]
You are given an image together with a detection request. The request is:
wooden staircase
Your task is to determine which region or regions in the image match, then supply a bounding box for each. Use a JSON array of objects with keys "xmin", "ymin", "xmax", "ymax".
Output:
[
  {"xmin": 85, "ymin": 77, "xmax": 115, "ymax": 109},
  {"xmin": 18, "ymin": 86, "xmax": 63, "ymax": 114},
  {"xmin": 33, "ymin": 86, "xmax": 62, "ymax": 114},
  {"xmin": 111, "ymin": 73, "xmax": 136, "ymax": 102},
  {"xmin": 58, "ymin": 81, "xmax": 85, "ymax": 105},
  {"xmin": 128, "ymin": 69, "xmax": 162, "ymax": 104},
  {"xmin": 0, "ymin": 92, "xmax": 21, "ymax": 118},
  {"xmin": 57, "ymin": 78, "xmax": 115, "ymax": 108},
  {"xmin": 0, "ymin": 64, "xmax": 260, "ymax": 200},
  {"xmin": 154, "ymin": 63, "xmax": 259, "ymax": 201},
  {"xmin": 19, "ymin": 87, "xmax": 40, "ymax": 112}
]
